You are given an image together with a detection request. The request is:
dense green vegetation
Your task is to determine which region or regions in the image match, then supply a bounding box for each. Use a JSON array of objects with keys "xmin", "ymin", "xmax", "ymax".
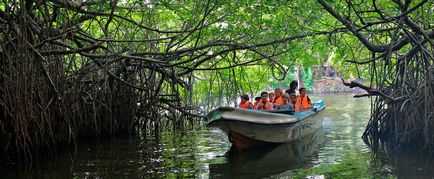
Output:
[{"xmin": 1, "ymin": 0, "xmax": 433, "ymax": 161}]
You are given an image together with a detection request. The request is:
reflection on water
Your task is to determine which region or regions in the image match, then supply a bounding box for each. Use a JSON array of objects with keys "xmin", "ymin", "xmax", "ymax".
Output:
[
  {"xmin": 1, "ymin": 94, "xmax": 433, "ymax": 178},
  {"xmin": 210, "ymin": 129, "xmax": 325, "ymax": 178},
  {"xmin": 371, "ymin": 147, "xmax": 434, "ymax": 178}
]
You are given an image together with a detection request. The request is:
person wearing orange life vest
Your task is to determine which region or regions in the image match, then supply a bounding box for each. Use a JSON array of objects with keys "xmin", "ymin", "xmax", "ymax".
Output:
[
  {"xmin": 253, "ymin": 97, "xmax": 261, "ymax": 109},
  {"xmin": 239, "ymin": 94, "xmax": 254, "ymax": 109},
  {"xmin": 296, "ymin": 87, "xmax": 313, "ymax": 111},
  {"xmin": 256, "ymin": 91, "xmax": 273, "ymax": 110},
  {"xmin": 289, "ymin": 93, "xmax": 302, "ymax": 112},
  {"xmin": 273, "ymin": 88, "xmax": 284, "ymax": 107},
  {"xmin": 269, "ymin": 92, "xmax": 275, "ymax": 104}
]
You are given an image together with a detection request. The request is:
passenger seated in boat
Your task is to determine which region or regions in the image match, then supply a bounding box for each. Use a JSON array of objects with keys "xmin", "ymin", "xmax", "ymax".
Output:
[
  {"xmin": 269, "ymin": 92, "xmax": 275, "ymax": 104},
  {"xmin": 239, "ymin": 94, "xmax": 254, "ymax": 109},
  {"xmin": 285, "ymin": 80, "xmax": 298, "ymax": 95},
  {"xmin": 297, "ymin": 87, "xmax": 313, "ymax": 110},
  {"xmin": 253, "ymin": 97, "xmax": 261, "ymax": 109},
  {"xmin": 273, "ymin": 88, "xmax": 284, "ymax": 107},
  {"xmin": 289, "ymin": 93, "xmax": 302, "ymax": 112},
  {"xmin": 256, "ymin": 92, "xmax": 273, "ymax": 110},
  {"xmin": 276, "ymin": 93, "xmax": 294, "ymax": 110}
]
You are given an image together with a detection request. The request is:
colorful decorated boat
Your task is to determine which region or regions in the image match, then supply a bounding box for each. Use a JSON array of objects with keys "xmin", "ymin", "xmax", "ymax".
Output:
[{"xmin": 207, "ymin": 100, "xmax": 326, "ymax": 151}]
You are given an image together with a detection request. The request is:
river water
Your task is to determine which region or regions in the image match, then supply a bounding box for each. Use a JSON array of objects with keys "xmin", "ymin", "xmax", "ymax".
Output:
[{"xmin": 2, "ymin": 94, "xmax": 434, "ymax": 178}]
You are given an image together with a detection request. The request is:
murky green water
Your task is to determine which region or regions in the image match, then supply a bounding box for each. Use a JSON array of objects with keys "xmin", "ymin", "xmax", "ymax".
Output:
[{"xmin": 2, "ymin": 94, "xmax": 434, "ymax": 178}]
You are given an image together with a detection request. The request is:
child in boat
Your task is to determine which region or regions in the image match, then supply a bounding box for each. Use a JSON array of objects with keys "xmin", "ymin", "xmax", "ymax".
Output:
[
  {"xmin": 289, "ymin": 93, "xmax": 302, "ymax": 112},
  {"xmin": 297, "ymin": 87, "xmax": 313, "ymax": 110},
  {"xmin": 253, "ymin": 97, "xmax": 261, "ymax": 109},
  {"xmin": 256, "ymin": 92, "xmax": 273, "ymax": 110},
  {"xmin": 269, "ymin": 92, "xmax": 275, "ymax": 104},
  {"xmin": 276, "ymin": 93, "xmax": 294, "ymax": 110},
  {"xmin": 239, "ymin": 94, "xmax": 254, "ymax": 109}
]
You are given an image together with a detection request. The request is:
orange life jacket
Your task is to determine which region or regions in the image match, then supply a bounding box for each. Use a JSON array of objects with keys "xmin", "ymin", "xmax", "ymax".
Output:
[
  {"xmin": 297, "ymin": 95, "xmax": 311, "ymax": 109},
  {"xmin": 274, "ymin": 96, "xmax": 284, "ymax": 105},
  {"xmin": 253, "ymin": 102, "xmax": 258, "ymax": 109},
  {"xmin": 239, "ymin": 101, "xmax": 253, "ymax": 109},
  {"xmin": 257, "ymin": 100, "xmax": 272, "ymax": 110},
  {"xmin": 289, "ymin": 100, "xmax": 301, "ymax": 112}
]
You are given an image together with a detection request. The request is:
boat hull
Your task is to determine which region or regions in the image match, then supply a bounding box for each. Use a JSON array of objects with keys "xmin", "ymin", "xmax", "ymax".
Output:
[
  {"xmin": 228, "ymin": 130, "xmax": 274, "ymax": 151},
  {"xmin": 207, "ymin": 100, "xmax": 326, "ymax": 150}
]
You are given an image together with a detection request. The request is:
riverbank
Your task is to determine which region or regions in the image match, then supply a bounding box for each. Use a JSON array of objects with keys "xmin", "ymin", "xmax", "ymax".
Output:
[{"xmin": 311, "ymin": 77, "xmax": 366, "ymax": 94}]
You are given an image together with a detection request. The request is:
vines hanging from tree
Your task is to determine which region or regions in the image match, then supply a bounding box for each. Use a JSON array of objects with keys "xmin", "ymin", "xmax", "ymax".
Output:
[
  {"xmin": 318, "ymin": 0, "xmax": 434, "ymax": 150},
  {"xmin": 0, "ymin": 0, "xmax": 336, "ymax": 162},
  {"xmin": 2, "ymin": 0, "xmax": 431, "ymax": 163}
]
